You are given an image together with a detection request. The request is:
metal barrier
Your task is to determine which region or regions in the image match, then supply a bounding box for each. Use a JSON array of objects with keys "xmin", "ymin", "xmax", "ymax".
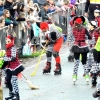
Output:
[{"xmin": 0, "ymin": 26, "xmax": 8, "ymax": 50}]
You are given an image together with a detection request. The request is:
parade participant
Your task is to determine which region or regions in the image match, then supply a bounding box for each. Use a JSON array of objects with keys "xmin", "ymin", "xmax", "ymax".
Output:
[
  {"xmin": 67, "ymin": 12, "xmax": 76, "ymax": 62},
  {"xmin": 37, "ymin": 22, "xmax": 63, "ymax": 75},
  {"xmin": 0, "ymin": 35, "xmax": 24, "ymax": 100},
  {"xmin": 86, "ymin": 21, "xmax": 97, "ymax": 74},
  {"xmin": 71, "ymin": 16, "xmax": 91, "ymax": 84},
  {"xmin": 84, "ymin": 0, "xmax": 100, "ymax": 21},
  {"xmin": 94, "ymin": 9, "xmax": 100, "ymax": 27},
  {"xmin": 90, "ymin": 27, "xmax": 100, "ymax": 87}
]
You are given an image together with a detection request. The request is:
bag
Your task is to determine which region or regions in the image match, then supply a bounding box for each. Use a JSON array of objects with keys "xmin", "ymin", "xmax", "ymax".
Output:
[
  {"xmin": 31, "ymin": 23, "xmax": 40, "ymax": 37},
  {"xmin": 22, "ymin": 43, "xmax": 32, "ymax": 55},
  {"xmin": 95, "ymin": 36, "xmax": 100, "ymax": 51},
  {"xmin": 52, "ymin": 24, "xmax": 62, "ymax": 32}
]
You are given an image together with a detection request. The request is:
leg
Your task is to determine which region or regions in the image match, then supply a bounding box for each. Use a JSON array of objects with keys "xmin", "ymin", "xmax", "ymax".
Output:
[
  {"xmin": 53, "ymin": 37, "xmax": 63, "ymax": 75},
  {"xmin": 11, "ymin": 75, "xmax": 20, "ymax": 100},
  {"xmin": 91, "ymin": 50, "xmax": 99, "ymax": 87},
  {"xmin": 73, "ymin": 53, "xmax": 80, "ymax": 84},
  {"xmin": 43, "ymin": 51, "xmax": 52, "ymax": 74},
  {"xmin": 53, "ymin": 51, "xmax": 61, "ymax": 75},
  {"xmin": 5, "ymin": 73, "xmax": 14, "ymax": 100},
  {"xmin": 87, "ymin": 52, "xmax": 94, "ymax": 72},
  {"xmin": 81, "ymin": 53, "xmax": 89, "ymax": 84}
]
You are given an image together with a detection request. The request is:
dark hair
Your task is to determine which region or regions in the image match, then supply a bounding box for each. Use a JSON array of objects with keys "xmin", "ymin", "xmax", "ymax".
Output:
[{"xmin": 43, "ymin": 2, "xmax": 49, "ymax": 6}]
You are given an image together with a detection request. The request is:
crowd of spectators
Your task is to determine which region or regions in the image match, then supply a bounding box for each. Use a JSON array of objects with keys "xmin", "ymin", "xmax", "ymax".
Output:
[{"xmin": 0, "ymin": 0, "xmax": 83, "ymax": 47}]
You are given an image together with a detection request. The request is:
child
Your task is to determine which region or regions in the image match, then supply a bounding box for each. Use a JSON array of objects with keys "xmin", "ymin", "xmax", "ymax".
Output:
[
  {"xmin": 94, "ymin": 9, "xmax": 100, "ymax": 27},
  {"xmin": 0, "ymin": 35, "xmax": 24, "ymax": 100},
  {"xmin": 71, "ymin": 16, "xmax": 91, "ymax": 84},
  {"xmin": 86, "ymin": 21, "xmax": 97, "ymax": 74},
  {"xmin": 90, "ymin": 27, "xmax": 100, "ymax": 87}
]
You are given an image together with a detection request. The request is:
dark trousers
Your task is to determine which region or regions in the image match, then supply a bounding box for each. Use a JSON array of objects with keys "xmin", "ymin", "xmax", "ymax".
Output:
[
  {"xmin": 88, "ymin": 11, "xmax": 95, "ymax": 21},
  {"xmin": 74, "ymin": 53, "xmax": 87, "ymax": 65},
  {"xmin": 6, "ymin": 73, "xmax": 13, "ymax": 92},
  {"xmin": 93, "ymin": 49, "xmax": 100, "ymax": 63}
]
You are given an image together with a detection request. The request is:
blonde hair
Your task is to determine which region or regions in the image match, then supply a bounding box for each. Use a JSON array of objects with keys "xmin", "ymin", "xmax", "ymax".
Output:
[{"xmin": 4, "ymin": 9, "xmax": 10, "ymax": 18}]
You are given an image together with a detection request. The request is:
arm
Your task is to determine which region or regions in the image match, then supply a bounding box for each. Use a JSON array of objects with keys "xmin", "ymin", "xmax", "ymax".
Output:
[
  {"xmin": 3, "ymin": 47, "xmax": 16, "ymax": 61},
  {"xmin": 85, "ymin": 28, "xmax": 91, "ymax": 39}
]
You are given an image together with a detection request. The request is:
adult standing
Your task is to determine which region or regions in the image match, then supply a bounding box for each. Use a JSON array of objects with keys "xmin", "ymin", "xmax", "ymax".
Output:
[{"xmin": 84, "ymin": 0, "xmax": 100, "ymax": 21}]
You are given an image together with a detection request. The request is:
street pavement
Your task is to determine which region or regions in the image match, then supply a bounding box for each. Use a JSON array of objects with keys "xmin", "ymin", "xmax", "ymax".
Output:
[{"xmin": 3, "ymin": 43, "xmax": 100, "ymax": 100}]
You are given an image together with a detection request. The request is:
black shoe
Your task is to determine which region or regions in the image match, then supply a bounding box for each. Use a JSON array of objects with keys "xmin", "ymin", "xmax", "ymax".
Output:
[
  {"xmin": 12, "ymin": 93, "xmax": 20, "ymax": 100},
  {"xmin": 5, "ymin": 92, "xmax": 14, "ymax": 100}
]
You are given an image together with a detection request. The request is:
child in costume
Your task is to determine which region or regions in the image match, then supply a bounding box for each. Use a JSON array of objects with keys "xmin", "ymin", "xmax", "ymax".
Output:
[
  {"xmin": 94, "ymin": 9, "xmax": 100, "ymax": 27},
  {"xmin": 71, "ymin": 16, "xmax": 91, "ymax": 84},
  {"xmin": 67, "ymin": 12, "xmax": 76, "ymax": 62},
  {"xmin": 90, "ymin": 27, "xmax": 100, "ymax": 87},
  {"xmin": 0, "ymin": 35, "xmax": 24, "ymax": 100},
  {"xmin": 86, "ymin": 21, "xmax": 97, "ymax": 74},
  {"xmin": 37, "ymin": 22, "xmax": 63, "ymax": 75}
]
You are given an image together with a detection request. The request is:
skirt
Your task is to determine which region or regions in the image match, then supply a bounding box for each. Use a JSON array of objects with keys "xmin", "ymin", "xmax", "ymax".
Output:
[
  {"xmin": 71, "ymin": 45, "xmax": 89, "ymax": 53},
  {"xmin": 6, "ymin": 65, "xmax": 25, "ymax": 75}
]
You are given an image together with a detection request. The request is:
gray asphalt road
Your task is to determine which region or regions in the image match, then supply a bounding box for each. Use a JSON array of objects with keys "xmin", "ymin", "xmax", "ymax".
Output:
[{"xmin": 3, "ymin": 44, "xmax": 99, "ymax": 100}]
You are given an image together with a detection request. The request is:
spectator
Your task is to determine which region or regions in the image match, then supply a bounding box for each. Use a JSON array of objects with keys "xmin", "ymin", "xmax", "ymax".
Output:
[
  {"xmin": 84, "ymin": 0, "xmax": 100, "ymax": 21},
  {"xmin": 27, "ymin": 0, "xmax": 34, "ymax": 12},
  {"xmin": 39, "ymin": 2, "xmax": 51, "ymax": 22},
  {"xmin": 0, "ymin": 14, "xmax": 5, "ymax": 28},
  {"xmin": 37, "ymin": 0, "xmax": 47, "ymax": 7},
  {"xmin": 4, "ymin": 0, "xmax": 17, "ymax": 18},
  {"xmin": 0, "ymin": 0, "xmax": 4, "ymax": 16},
  {"xmin": 4, "ymin": 9, "xmax": 18, "ymax": 26},
  {"xmin": 48, "ymin": 0, "xmax": 60, "ymax": 13},
  {"xmin": 0, "ymin": 0, "xmax": 5, "ymax": 28},
  {"xmin": 33, "ymin": 3, "xmax": 40, "ymax": 20}
]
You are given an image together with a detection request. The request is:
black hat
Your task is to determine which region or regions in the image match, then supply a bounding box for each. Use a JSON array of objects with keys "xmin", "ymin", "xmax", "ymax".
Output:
[{"xmin": 73, "ymin": 16, "xmax": 85, "ymax": 24}]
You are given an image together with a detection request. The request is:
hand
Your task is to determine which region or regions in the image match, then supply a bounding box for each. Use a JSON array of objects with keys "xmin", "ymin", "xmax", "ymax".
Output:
[
  {"xmin": 13, "ymin": 5, "xmax": 17, "ymax": 9},
  {"xmin": 48, "ymin": 17, "xmax": 52, "ymax": 20}
]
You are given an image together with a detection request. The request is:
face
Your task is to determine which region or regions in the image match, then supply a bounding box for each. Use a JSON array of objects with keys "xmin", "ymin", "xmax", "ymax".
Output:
[
  {"xmin": 28, "ymin": 0, "xmax": 33, "ymax": 6},
  {"xmin": 34, "ymin": 6, "xmax": 38, "ymax": 11},
  {"xmin": 6, "ymin": 38, "xmax": 11, "ymax": 45},
  {"xmin": 5, "ymin": 11, "xmax": 10, "ymax": 18},
  {"xmin": 44, "ymin": 5, "xmax": 49, "ymax": 11},
  {"xmin": 94, "ymin": 12, "xmax": 99, "ymax": 17}
]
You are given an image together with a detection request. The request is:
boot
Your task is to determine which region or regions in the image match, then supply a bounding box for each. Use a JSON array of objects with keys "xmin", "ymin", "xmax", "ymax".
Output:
[
  {"xmin": 84, "ymin": 74, "xmax": 90, "ymax": 84},
  {"xmin": 43, "ymin": 62, "xmax": 51, "ymax": 74},
  {"xmin": 5, "ymin": 91, "xmax": 14, "ymax": 100},
  {"xmin": 73, "ymin": 74, "xmax": 77, "ymax": 85},
  {"xmin": 54, "ymin": 63, "xmax": 61, "ymax": 75},
  {"xmin": 92, "ymin": 73, "xmax": 97, "ymax": 87},
  {"xmin": 12, "ymin": 93, "xmax": 20, "ymax": 100}
]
